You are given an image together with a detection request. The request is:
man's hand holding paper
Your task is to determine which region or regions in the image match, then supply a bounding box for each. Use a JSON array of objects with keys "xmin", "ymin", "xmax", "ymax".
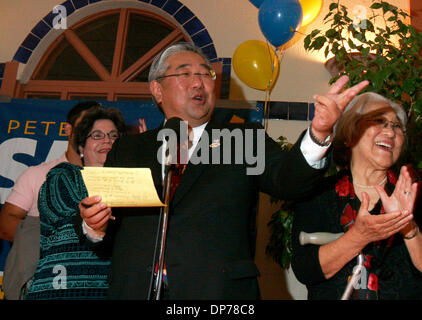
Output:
[
  {"xmin": 81, "ymin": 167, "xmax": 164, "ymax": 207},
  {"xmin": 78, "ymin": 167, "xmax": 164, "ymax": 234}
]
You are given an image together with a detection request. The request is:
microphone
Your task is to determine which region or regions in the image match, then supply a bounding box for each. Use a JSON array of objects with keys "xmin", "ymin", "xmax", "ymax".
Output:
[
  {"xmin": 163, "ymin": 117, "xmax": 184, "ymax": 140},
  {"xmin": 299, "ymin": 231, "xmax": 344, "ymax": 245},
  {"xmin": 161, "ymin": 117, "xmax": 189, "ymax": 166}
]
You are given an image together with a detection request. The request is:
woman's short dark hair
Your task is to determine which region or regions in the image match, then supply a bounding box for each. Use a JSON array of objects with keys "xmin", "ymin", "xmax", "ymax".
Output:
[
  {"xmin": 333, "ymin": 92, "xmax": 407, "ymax": 169},
  {"xmin": 73, "ymin": 106, "xmax": 126, "ymax": 153}
]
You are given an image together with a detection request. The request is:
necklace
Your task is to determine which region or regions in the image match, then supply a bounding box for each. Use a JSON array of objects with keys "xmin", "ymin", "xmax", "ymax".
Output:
[{"xmin": 353, "ymin": 175, "xmax": 387, "ymax": 189}]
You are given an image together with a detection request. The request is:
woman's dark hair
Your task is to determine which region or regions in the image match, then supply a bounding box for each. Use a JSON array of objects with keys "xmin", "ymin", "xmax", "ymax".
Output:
[
  {"xmin": 73, "ymin": 106, "xmax": 126, "ymax": 153},
  {"xmin": 66, "ymin": 101, "xmax": 101, "ymax": 126}
]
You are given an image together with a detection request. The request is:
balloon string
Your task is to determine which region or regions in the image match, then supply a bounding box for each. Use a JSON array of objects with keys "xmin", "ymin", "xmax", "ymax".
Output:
[
  {"xmin": 263, "ymin": 45, "xmax": 284, "ymax": 132},
  {"xmin": 264, "ymin": 87, "xmax": 271, "ymax": 132}
]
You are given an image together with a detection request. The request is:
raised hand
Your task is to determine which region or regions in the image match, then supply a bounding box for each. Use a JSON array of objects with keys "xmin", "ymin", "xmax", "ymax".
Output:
[
  {"xmin": 311, "ymin": 75, "xmax": 369, "ymax": 141},
  {"xmin": 375, "ymin": 166, "xmax": 418, "ymax": 213},
  {"xmin": 138, "ymin": 118, "xmax": 147, "ymax": 133},
  {"xmin": 375, "ymin": 165, "xmax": 420, "ymax": 237}
]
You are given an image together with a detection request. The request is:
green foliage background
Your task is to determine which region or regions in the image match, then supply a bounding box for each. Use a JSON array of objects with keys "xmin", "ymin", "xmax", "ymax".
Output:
[{"xmin": 267, "ymin": 1, "xmax": 422, "ymax": 269}]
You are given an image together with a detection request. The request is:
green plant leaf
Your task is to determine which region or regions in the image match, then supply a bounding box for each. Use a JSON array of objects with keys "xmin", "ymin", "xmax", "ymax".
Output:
[{"xmin": 302, "ymin": 0, "xmax": 422, "ymax": 170}]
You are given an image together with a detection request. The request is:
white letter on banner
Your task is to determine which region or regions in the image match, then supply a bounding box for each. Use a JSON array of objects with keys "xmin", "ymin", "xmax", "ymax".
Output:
[
  {"xmin": 45, "ymin": 140, "xmax": 68, "ymax": 162},
  {"xmin": 0, "ymin": 138, "xmax": 37, "ymax": 203}
]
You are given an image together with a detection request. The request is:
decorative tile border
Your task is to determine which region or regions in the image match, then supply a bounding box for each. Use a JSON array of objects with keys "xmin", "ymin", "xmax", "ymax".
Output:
[
  {"xmin": 267, "ymin": 101, "xmax": 315, "ymax": 121},
  {"xmin": 3, "ymin": 0, "xmax": 314, "ymax": 120},
  {"xmin": 11, "ymin": 0, "xmax": 219, "ymax": 65},
  {"xmin": 0, "ymin": 63, "xmax": 5, "ymax": 90}
]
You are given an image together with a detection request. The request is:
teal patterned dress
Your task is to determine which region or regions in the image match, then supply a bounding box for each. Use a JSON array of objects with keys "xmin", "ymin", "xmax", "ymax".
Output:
[{"xmin": 25, "ymin": 163, "xmax": 110, "ymax": 299}]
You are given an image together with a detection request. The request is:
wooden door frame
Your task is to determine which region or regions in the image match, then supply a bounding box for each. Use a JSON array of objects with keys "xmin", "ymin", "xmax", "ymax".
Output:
[{"xmin": 1, "ymin": 8, "xmax": 222, "ymax": 100}]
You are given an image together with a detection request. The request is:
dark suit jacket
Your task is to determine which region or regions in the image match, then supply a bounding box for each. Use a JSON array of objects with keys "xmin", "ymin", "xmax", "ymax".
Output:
[{"xmin": 78, "ymin": 119, "xmax": 326, "ymax": 300}]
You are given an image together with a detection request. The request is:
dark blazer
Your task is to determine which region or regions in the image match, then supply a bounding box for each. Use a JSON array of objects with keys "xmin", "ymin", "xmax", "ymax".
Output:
[
  {"xmin": 78, "ymin": 119, "xmax": 326, "ymax": 300},
  {"xmin": 291, "ymin": 171, "xmax": 422, "ymax": 300}
]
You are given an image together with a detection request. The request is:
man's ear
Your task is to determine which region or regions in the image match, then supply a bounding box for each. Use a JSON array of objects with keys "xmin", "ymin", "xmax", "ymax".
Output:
[{"xmin": 150, "ymin": 80, "xmax": 163, "ymax": 104}]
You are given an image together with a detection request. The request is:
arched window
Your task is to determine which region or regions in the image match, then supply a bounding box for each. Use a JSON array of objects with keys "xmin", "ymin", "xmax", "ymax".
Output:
[{"xmin": 9, "ymin": 6, "xmax": 222, "ymax": 101}]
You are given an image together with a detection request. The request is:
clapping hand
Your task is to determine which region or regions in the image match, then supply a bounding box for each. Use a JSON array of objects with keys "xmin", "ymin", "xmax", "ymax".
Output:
[
  {"xmin": 351, "ymin": 190, "xmax": 413, "ymax": 246},
  {"xmin": 375, "ymin": 165, "xmax": 420, "ymax": 238}
]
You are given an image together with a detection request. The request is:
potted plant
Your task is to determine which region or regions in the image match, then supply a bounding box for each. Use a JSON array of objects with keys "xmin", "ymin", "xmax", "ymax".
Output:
[
  {"xmin": 266, "ymin": 136, "xmax": 294, "ymax": 269},
  {"xmin": 267, "ymin": 0, "xmax": 422, "ymax": 269},
  {"xmin": 304, "ymin": 0, "xmax": 422, "ymax": 170}
]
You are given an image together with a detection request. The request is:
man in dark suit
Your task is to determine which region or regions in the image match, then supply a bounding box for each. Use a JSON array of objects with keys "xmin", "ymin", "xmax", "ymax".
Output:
[{"xmin": 78, "ymin": 42, "xmax": 369, "ymax": 299}]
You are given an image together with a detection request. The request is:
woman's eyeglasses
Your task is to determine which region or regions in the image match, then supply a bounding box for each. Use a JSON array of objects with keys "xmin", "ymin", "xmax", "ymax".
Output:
[
  {"xmin": 87, "ymin": 130, "xmax": 120, "ymax": 140},
  {"xmin": 368, "ymin": 118, "xmax": 406, "ymax": 136}
]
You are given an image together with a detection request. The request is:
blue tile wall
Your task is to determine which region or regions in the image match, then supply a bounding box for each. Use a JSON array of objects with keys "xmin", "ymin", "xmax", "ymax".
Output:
[
  {"xmin": 43, "ymin": 11, "xmax": 57, "ymax": 28},
  {"xmin": 183, "ymin": 17, "xmax": 205, "ymax": 36},
  {"xmin": 200, "ymin": 44, "xmax": 217, "ymax": 62},
  {"xmin": 61, "ymin": 0, "xmax": 76, "ymax": 16},
  {"xmin": 21, "ymin": 33, "xmax": 41, "ymax": 51},
  {"xmin": 222, "ymin": 65, "xmax": 231, "ymax": 81},
  {"xmin": 151, "ymin": 0, "xmax": 166, "ymax": 8},
  {"xmin": 308, "ymin": 103, "xmax": 315, "ymax": 120},
  {"xmin": 162, "ymin": 0, "xmax": 183, "ymax": 15},
  {"xmin": 191, "ymin": 29, "xmax": 212, "ymax": 48},
  {"xmin": 72, "ymin": 0, "xmax": 89, "ymax": 10},
  {"xmin": 11, "ymin": 0, "xmax": 224, "ymax": 101},
  {"xmin": 174, "ymin": 6, "xmax": 194, "ymax": 25},
  {"xmin": 268, "ymin": 101, "xmax": 314, "ymax": 121},
  {"xmin": 0, "ymin": 63, "xmax": 5, "ymax": 78},
  {"xmin": 13, "ymin": 47, "xmax": 33, "ymax": 64},
  {"xmin": 288, "ymin": 102, "xmax": 308, "ymax": 120},
  {"xmin": 43, "ymin": 0, "xmax": 76, "ymax": 27},
  {"xmin": 30, "ymin": 20, "xmax": 52, "ymax": 39},
  {"xmin": 268, "ymin": 101, "xmax": 289, "ymax": 120}
]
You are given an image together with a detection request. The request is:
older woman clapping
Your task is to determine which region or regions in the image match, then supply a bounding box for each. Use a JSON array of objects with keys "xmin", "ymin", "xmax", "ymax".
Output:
[{"xmin": 292, "ymin": 92, "xmax": 422, "ymax": 300}]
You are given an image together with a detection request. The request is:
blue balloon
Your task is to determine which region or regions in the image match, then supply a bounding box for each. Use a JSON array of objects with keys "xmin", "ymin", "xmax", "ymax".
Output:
[
  {"xmin": 258, "ymin": 0, "xmax": 303, "ymax": 47},
  {"xmin": 249, "ymin": 0, "xmax": 264, "ymax": 8}
]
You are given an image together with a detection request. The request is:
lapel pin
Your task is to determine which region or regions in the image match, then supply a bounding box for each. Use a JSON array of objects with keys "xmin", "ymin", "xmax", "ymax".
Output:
[{"xmin": 209, "ymin": 139, "xmax": 220, "ymax": 148}]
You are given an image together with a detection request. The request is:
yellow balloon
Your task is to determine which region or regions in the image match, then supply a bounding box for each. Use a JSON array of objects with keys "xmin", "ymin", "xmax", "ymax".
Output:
[
  {"xmin": 299, "ymin": 0, "xmax": 323, "ymax": 27},
  {"xmin": 233, "ymin": 40, "xmax": 279, "ymax": 91}
]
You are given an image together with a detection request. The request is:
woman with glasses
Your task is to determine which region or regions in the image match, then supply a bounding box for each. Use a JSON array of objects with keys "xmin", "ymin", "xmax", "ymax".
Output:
[
  {"xmin": 292, "ymin": 92, "xmax": 422, "ymax": 300},
  {"xmin": 25, "ymin": 107, "xmax": 127, "ymax": 299}
]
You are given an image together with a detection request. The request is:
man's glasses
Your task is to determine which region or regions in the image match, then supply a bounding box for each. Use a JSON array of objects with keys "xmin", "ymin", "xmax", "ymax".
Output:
[
  {"xmin": 367, "ymin": 118, "xmax": 406, "ymax": 136},
  {"xmin": 156, "ymin": 70, "xmax": 216, "ymax": 86},
  {"xmin": 87, "ymin": 130, "xmax": 120, "ymax": 141}
]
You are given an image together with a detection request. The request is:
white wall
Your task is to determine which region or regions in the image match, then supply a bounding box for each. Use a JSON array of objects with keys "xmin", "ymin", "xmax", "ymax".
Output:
[{"xmin": 0, "ymin": 0, "xmax": 409, "ymax": 103}]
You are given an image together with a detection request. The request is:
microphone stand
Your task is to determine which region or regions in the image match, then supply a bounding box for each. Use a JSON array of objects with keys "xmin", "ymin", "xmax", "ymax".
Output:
[
  {"xmin": 147, "ymin": 118, "xmax": 188, "ymax": 300},
  {"xmin": 148, "ymin": 162, "xmax": 173, "ymax": 300}
]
